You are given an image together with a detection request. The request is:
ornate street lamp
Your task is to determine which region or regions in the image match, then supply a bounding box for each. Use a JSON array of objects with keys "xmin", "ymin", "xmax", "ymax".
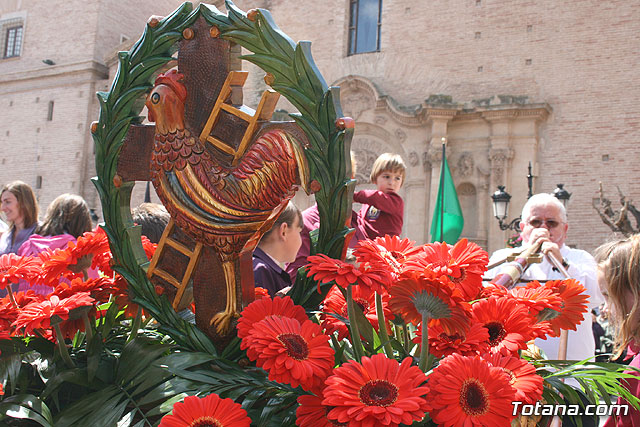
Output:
[
  {"xmin": 491, "ymin": 186, "xmax": 520, "ymax": 231},
  {"xmin": 553, "ymin": 183, "xmax": 571, "ymax": 208}
]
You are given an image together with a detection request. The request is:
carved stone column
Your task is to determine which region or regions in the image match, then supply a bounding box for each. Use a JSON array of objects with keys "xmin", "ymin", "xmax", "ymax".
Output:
[{"xmin": 482, "ymin": 106, "xmax": 550, "ymax": 253}]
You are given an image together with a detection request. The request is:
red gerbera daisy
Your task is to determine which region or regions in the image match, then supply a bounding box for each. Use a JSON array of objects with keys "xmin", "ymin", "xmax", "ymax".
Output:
[
  {"xmin": 307, "ymin": 254, "xmax": 361, "ymax": 290},
  {"xmin": 405, "ymin": 239, "xmax": 488, "ymax": 300},
  {"xmin": 321, "ymin": 284, "xmax": 391, "ymax": 340},
  {"xmin": 413, "ymin": 320, "xmax": 490, "ymax": 358},
  {"xmin": 353, "ymin": 235, "xmax": 420, "ymax": 279},
  {"xmin": 53, "ymin": 277, "xmax": 115, "ymax": 304},
  {"xmin": 66, "ymin": 227, "xmax": 113, "ymax": 275},
  {"xmin": 428, "ymin": 353, "xmax": 516, "ymax": 426},
  {"xmin": 0, "ymin": 299, "xmax": 21, "ymax": 335},
  {"xmin": 471, "ymin": 296, "xmax": 534, "ymax": 355},
  {"xmin": 541, "ymin": 279, "xmax": 589, "ymax": 337},
  {"xmin": 159, "ymin": 393, "xmax": 251, "ymax": 427},
  {"xmin": 40, "ymin": 248, "xmax": 82, "ymax": 286},
  {"xmin": 70, "ymin": 227, "xmax": 110, "ymax": 259},
  {"xmin": 449, "ymin": 238, "xmax": 490, "ymax": 275},
  {"xmin": 237, "ymin": 296, "xmax": 308, "ymax": 340},
  {"xmin": 297, "ymin": 392, "xmax": 346, "ymax": 427},
  {"xmin": 323, "ymin": 354, "xmax": 431, "ymax": 427},
  {"xmin": 242, "ymin": 316, "xmax": 334, "ymax": 393},
  {"xmin": 482, "ymin": 352, "xmax": 543, "ymax": 405},
  {"xmin": 529, "ymin": 320, "xmax": 555, "ymax": 340},
  {"xmin": 483, "ymin": 281, "xmax": 563, "ymax": 316},
  {"xmin": 389, "ymin": 272, "xmax": 470, "ymax": 334},
  {"xmin": 306, "ymin": 254, "xmax": 389, "ymax": 293},
  {"xmin": 355, "ymin": 263, "xmax": 393, "ymax": 293},
  {"xmin": 0, "ymin": 291, "xmax": 46, "ymax": 335},
  {"xmin": 12, "ymin": 292, "xmax": 94, "ymax": 336},
  {"xmin": 404, "ymin": 241, "xmax": 459, "ymax": 276},
  {"xmin": 0, "ymin": 253, "xmax": 41, "ymax": 289}
]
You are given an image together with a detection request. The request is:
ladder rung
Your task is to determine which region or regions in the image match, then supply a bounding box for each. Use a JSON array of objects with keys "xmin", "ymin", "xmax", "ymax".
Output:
[
  {"xmin": 220, "ymin": 103, "xmax": 253, "ymax": 122},
  {"xmin": 165, "ymin": 238, "xmax": 195, "ymax": 257},
  {"xmin": 151, "ymin": 268, "xmax": 182, "ymax": 289},
  {"xmin": 204, "ymin": 136, "xmax": 236, "ymax": 155}
]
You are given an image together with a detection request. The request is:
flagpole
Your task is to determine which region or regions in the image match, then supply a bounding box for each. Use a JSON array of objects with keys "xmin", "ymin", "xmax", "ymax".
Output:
[{"xmin": 439, "ymin": 138, "xmax": 446, "ymax": 243}]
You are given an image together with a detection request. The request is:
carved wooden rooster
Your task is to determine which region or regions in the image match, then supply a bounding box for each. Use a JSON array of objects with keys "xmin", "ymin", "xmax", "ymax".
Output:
[{"xmin": 144, "ymin": 69, "xmax": 306, "ymax": 334}]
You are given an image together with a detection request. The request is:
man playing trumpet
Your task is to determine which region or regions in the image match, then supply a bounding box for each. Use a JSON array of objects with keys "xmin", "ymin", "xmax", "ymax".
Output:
[{"xmin": 486, "ymin": 193, "xmax": 603, "ymax": 361}]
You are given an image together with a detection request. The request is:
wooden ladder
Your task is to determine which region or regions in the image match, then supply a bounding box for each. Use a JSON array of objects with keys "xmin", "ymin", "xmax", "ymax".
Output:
[
  {"xmin": 199, "ymin": 71, "xmax": 280, "ymax": 166},
  {"xmin": 146, "ymin": 218, "xmax": 203, "ymax": 310}
]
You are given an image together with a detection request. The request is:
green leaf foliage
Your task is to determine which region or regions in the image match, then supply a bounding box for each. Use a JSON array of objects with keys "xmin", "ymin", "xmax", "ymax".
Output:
[{"xmin": 535, "ymin": 358, "xmax": 640, "ymax": 411}]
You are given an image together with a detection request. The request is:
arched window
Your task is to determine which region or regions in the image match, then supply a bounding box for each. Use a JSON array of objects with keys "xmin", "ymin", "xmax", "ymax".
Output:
[{"xmin": 348, "ymin": 0, "xmax": 382, "ymax": 55}]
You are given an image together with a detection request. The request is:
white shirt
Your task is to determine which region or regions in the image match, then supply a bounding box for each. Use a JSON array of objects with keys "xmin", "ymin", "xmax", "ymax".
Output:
[{"xmin": 485, "ymin": 244, "xmax": 603, "ymax": 361}]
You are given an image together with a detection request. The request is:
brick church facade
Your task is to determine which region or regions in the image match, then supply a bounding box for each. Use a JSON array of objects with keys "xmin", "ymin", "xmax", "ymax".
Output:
[{"xmin": 1, "ymin": 0, "xmax": 638, "ymax": 253}]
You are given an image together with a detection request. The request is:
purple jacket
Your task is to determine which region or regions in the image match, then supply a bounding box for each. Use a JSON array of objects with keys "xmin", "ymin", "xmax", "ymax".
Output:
[
  {"xmin": 0, "ymin": 223, "xmax": 38, "ymax": 255},
  {"xmin": 253, "ymin": 247, "xmax": 292, "ymax": 297}
]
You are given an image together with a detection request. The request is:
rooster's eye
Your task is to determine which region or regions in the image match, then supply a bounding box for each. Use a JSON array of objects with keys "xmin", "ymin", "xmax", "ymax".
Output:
[{"xmin": 151, "ymin": 92, "xmax": 160, "ymax": 104}]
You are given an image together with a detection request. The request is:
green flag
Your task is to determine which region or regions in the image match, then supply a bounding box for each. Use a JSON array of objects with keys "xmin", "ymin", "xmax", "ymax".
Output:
[{"xmin": 430, "ymin": 149, "xmax": 464, "ymax": 243}]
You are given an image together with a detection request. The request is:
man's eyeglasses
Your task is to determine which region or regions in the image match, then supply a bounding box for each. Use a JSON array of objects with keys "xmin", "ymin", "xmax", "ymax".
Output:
[{"xmin": 527, "ymin": 219, "xmax": 561, "ymax": 229}]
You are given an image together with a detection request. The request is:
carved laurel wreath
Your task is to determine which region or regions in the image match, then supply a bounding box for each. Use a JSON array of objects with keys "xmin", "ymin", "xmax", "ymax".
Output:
[{"xmin": 91, "ymin": 1, "xmax": 354, "ymax": 354}]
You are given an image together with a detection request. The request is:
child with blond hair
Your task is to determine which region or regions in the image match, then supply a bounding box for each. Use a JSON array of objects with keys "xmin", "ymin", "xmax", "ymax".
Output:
[{"xmin": 353, "ymin": 153, "xmax": 406, "ymax": 240}]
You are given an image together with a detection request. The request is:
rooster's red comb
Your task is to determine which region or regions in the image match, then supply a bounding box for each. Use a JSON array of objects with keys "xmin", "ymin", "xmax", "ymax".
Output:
[{"xmin": 154, "ymin": 69, "xmax": 187, "ymax": 102}]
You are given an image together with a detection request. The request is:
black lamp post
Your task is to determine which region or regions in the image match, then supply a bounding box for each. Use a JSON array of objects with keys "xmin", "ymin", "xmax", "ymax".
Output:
[{"xmin": 490, "ymin": 162, "xmax": 571, "ymax": 232}]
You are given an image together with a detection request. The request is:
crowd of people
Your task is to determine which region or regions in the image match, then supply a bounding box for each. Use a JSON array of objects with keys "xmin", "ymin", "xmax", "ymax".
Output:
[
  {"xmin": 0, "ymin": 181, "xmax": 170, "ymax": 296},
  {"xmin": 3, "ymin": 152, "xmax": 640, "ymax": 425}
]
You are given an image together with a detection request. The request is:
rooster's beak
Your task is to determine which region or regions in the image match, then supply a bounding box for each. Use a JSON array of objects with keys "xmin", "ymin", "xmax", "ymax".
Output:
[{"xmin": 146, "ymin": 104, "xmax": 156, "ymax": 123}]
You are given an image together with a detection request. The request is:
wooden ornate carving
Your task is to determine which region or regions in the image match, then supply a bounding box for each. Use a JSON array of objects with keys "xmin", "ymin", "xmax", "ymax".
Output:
[
  {"xmin": 117, "ymin": 18, "xmax": 310, "ymax": 344},
  {"xmin": 93, "ymin": 2, "xmax": 355, "ymax": 352}
]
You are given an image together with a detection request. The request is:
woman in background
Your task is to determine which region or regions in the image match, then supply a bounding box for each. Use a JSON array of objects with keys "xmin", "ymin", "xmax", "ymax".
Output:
[
  {"xmin": 18, "ymin": 193, "xmax": 93, "ymax": 294},
  {"xmin": 0, "ymin": 181, "xmax": 39, "ymax": 255}
]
